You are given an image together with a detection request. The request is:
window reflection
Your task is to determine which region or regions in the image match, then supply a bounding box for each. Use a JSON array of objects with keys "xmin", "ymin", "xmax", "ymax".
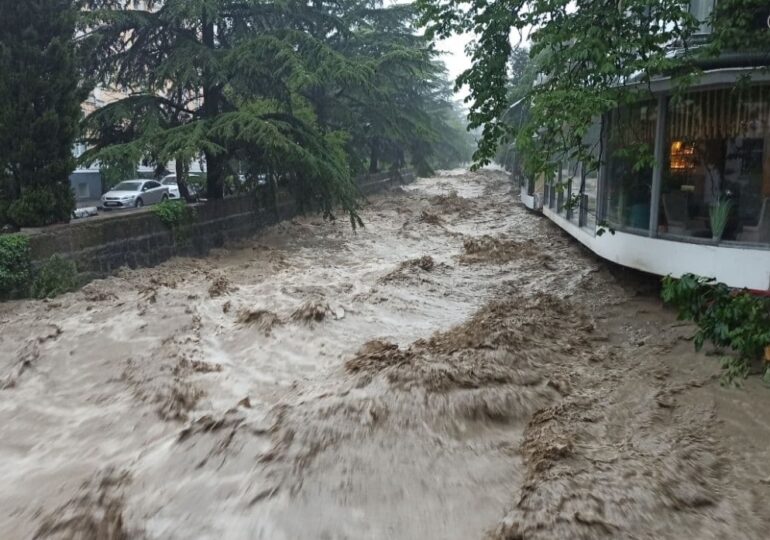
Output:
[
  {"xmin": 669, "ymin": 141, "xmax": 695, "ymax": 171},
  {"xmin": 689, "ymin": 0, "xmax": 715, "ymax": 35},
  {"xmin": 660, "ymin": 86, "xmax": 770, "ymax": 244},
  {"xmin": 603, "ymin": 102, "xmax": 657, "ymax": 231}
]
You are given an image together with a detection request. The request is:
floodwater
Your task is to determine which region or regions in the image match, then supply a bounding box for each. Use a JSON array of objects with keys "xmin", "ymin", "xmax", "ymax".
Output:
[{"xmin": 1, "ymin": 169, "xmax": 770, "ymax": 539}]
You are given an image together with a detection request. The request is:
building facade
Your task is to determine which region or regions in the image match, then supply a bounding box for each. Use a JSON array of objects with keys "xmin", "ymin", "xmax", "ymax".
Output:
[{"xmin": 520, "ymin": 1, "xmax": 770, "ymax": 291}]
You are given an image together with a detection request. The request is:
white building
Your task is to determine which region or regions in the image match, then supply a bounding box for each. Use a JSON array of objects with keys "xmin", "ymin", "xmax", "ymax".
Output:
[{"xmin": 519, "ymin": 1, "xmax": 770, "ymax": 291}]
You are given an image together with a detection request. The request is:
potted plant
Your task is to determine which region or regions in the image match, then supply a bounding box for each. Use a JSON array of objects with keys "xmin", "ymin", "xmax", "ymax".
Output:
[{"xmin": 709, "ymin": 196, "xmax": 733, "ymax": 241}]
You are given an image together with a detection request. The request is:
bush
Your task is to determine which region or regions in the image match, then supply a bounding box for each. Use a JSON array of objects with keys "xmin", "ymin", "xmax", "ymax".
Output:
[
  {"xmin": 8, "ymin": 185, "xmax": 74, "ymax": 227},
  {"xmin": 153, "ymin": 199, "xmax": 195, "ymax": 227},
  {"xmin": 0, "ymin": 234, "xmax": 32, "ymax": 298},
  {"xmin": 30, "ymin": 254, "xmax": 78, "ymax": 299},
  {"xmin": 662, "ymin": 273, "xmax": 770, "ymax": 384},
  {"xmin": 152, "ymin": 199, "xmax": 196, "ymax": 245}
]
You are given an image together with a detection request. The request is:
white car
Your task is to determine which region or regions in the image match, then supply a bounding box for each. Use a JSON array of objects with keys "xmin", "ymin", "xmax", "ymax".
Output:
[
  {"xmin": 101, "ymin": 180, "xmax": 169, "ymax": 209},
  {"xmin": 162, "ymin": 174, "xmax": 201, "ymax": 199}
]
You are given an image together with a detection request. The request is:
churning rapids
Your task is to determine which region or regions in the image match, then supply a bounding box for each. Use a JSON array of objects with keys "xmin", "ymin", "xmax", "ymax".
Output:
[{"xmin": 2, "ymin": 169, "xmax": 770, "ymax": 539}]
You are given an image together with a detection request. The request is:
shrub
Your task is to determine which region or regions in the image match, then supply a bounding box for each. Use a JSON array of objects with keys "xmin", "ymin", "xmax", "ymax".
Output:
[
  {"xmin": 30, "ymin": 254, "xmax": 78, "ymax": 299},
  {"xmin": 0, "ymin": 234, "xmax": 32, "ymax": 298},
  {"xmin": 7, "ymin": 185, "xmax": 74, "ymax": 227},
  {"xmin": 152, "ymin": 199, "xmax": 197, "ymax": 246},
  {"xmin": 662, "ymin": 273, "xmax": 770, "ymax": 385},
  {"xmin": 153, "ymin": 199, "xmax": 193, "ymax": 227}
]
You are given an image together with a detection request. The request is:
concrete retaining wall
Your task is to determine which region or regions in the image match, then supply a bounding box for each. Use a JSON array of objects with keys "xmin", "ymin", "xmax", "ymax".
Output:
[{"xmin": 27, "ymin": 170, "xmax": 415, "ymax": 278}]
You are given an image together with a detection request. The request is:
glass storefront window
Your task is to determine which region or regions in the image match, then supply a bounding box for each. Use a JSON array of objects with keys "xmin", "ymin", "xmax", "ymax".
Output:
[
  {"xmin": 660, "ymin": 86, "xmax": 770, "ymax": 244},
  {"xmin": 603, "ymin": 101, "xmax": 658, "ymax": 231},
  {"xmin": 580, "ymin": 121, "xmax": 601, "ymax": 230},
  {"xmin": 689, "ymin": 0, "xmax": 715, "ymax": 35}
]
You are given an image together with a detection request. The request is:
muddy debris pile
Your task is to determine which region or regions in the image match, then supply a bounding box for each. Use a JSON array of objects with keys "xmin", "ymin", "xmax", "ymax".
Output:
[
  {"xmin": 3, "ymin": 325, "xmax": 62, "ymax": 390},
  {"xmin": 208, "ymin": 275, "xmax": 237, "ymax": 298},
  {"xmin": 487, "ymin": 385, "xmax": 735, "ymax": 539},
  {"xmin": 290, "ymin": 301, "xmax": 332, "ymax": 323},
  {"xmin": 262, "ymin": 289, "xmax": 593, "ymax": 494},
  {"xmin": 81, "ymin": 282, "xmax": 119, "ymax": 303},
  {"xmin": 120, "ymin": 313, "xmax": 209, "ymax": 422},
  {"xmin": 429, "ymin": 190, "xmax": 476, "ymax": 215},
  {"xmin": 121, "ymin": 356, "xmax": 205, "ymax": 422},
  {"xmin": 2, "ymin": 341, "xmax": 40, "ymax": 390},
  {"xmin": 378, "ymin": 255, "xmax": 440, "ymax": 284},
  {"xmin": 345, "ymin": 339, "xmax": 411, "ymax": 374},
  {"xmin": 347, "ymin": 292, "xmax": 584, "ymax": 388},
  {"xmin": 344, "ymin": 290, "xmax": 591, "ymax": 420},
  {"xmin": 237, "ymin": 308, "xmax": 283, "ymax": 334},
  {"xmin": 418, "ymin": 210, "xmax": 445, "ymax": 225},
  {"xmin": 481, "ymin": 175, "xmax": 513, "ymax": 196},
  {"xmin": 459, "ymin": 235, "xmax": 543, "ymax": 265},
  {"xmin": 34, "ymin": 471, "xmax": 132, "ymax": 540}
]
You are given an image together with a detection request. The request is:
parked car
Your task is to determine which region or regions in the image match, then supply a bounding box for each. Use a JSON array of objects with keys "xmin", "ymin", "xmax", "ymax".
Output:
[
  {"xmin": 162, "ymin": 174, "xmax": 202, "ymax": 199},
  {"xmin": 101, "ymin": 180, "xmax": 169, "ymax": 209}
]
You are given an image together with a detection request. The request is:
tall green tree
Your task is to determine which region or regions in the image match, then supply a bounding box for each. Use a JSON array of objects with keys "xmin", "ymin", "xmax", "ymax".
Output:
[
  {"xmin": 0, "ymin": 0, "xmax": 83, "ymax": 227},
  {"xmin": 320, "ymin": 2, "xmax": 474, "ymax": 175},
  {"xmin": 78, "ymin": 0, "xmax": 373, "ymax": 224},
  {"xmin": 79, "ymin": 0, "xmax": 473, "ymax": 223}
]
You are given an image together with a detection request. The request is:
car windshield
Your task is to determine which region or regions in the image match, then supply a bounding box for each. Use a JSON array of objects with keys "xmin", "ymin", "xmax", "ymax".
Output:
[
  {"xmin": 113, "ymin": 181, "xmax": 142, "ymax": 192},
  {"xmin": 162, "ymin": 178, "xmax": 176, "ymax": 185}
]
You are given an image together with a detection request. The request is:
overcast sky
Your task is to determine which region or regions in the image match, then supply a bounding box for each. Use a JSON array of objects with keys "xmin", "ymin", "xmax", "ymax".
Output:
[
  {"xmin": 434, "ymin": 32, "xmax": 473, "ymax": 102},
  {"xmin": 432, "ymin": 25, "xmax": 532, "ymax": 103},
  {"xmin": 436, "ymin": 32, "xmax": 473, "ymax": 82}
]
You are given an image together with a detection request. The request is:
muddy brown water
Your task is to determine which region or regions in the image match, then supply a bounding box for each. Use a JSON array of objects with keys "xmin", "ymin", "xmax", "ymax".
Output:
[{"xmin": 1, "ymin": 169, "xmax": 770, "ymax": 539}]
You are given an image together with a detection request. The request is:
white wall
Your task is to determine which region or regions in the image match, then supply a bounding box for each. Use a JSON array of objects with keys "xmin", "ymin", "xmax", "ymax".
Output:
[
  {"xmin": 520, "ymin": 185, "xmax": 539, "ymax": 210},
  {"xmin": 543, "ymin": 207, "xmax": 770, "ymax": 291}
]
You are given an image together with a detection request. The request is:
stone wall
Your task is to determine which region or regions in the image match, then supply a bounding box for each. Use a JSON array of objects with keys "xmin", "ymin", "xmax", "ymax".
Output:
[{"xmin": 27, "ymin": 170, "xmax": 414, "ymax": 279}]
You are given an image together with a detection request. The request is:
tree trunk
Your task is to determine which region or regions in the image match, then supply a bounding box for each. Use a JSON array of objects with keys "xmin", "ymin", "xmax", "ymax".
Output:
[
  {"xmin": 201, "ymin": 13, "xmax": 225, "ymax": 200},
  {"xmin": 175, "ymin": 158, "xmax": 193, "ymax": 202},
  {"xmin": 369, "ymin": 141, "xmax": 379, "ymax": 174},
  {"xmin": 4, "ymin": 172, "xmax": 20, "ymax": 201},
  {"xmin": 204, "ymin": 151, "xmax": 225, "ymax": 200},
  {"xmin": 268, "ymin": 170, "xmax": 279, "ymax": 222},
  {"xmin": 396, "ymin": 148, "xmax": 406, "ymax": 169}
]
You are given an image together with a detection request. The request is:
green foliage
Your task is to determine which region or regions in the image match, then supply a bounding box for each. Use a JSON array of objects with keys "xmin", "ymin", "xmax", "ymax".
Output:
[
  {"xmin": 100, "ymin": 159, "xmax": 137, "ymax": 191},
  {"xmin": 7, "ymin": 185, "xmax": 75, "ymax": 228},
  {"xmin": 153, "ymin": 200, "xmax": 197, "ymax": 245},
  {"xmin": 30, "ymin": 255, "xmax": 78, "ymax": 299},
  {"xmin": 721, "ymin": 356, "xmax": 751, "ymax": 384},
  {"xmin": 709, "ymin": 197, "xmax": 733, "ymax": 240},
  {"xmin": 0, "ymin": 0, "xmax": 83, "ymax": 226},
  {"xmin": 596, "ymin": 220, "xmax": 616, "ymax": 237},
  {"xmin": 708, "ymin": 0, "xmax": 770, "ymax": 55},
  {"xmin": 417, "ymin": 0, "xmax": 770, "ymax": 176},
  {"xmin": 78, "ymin": 1, "xmax": 471, "ymax": 225},
  {"xmin": 0, "ymin": 234, "xmax": 32, "ymax": 298},
  {"xmin": 153, "ymin": 199, "xmax": 195, "ymax": 228},
  {"xmin": 662, "ymin": 274, "xmax": 770, "ymax": 385}
]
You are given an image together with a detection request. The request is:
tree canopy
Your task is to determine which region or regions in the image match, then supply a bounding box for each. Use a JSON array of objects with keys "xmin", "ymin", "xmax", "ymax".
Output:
[
  {"xmin": 417, "ymin": 0, "xmax": 770, "ymax": 179},
  {"xmin": 0, "ymin": 0, "xmax": 85, "ymax": 227},
  {"xmin": 77, "ymin": 0, "xmax": 473, "ymax": 225}
]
